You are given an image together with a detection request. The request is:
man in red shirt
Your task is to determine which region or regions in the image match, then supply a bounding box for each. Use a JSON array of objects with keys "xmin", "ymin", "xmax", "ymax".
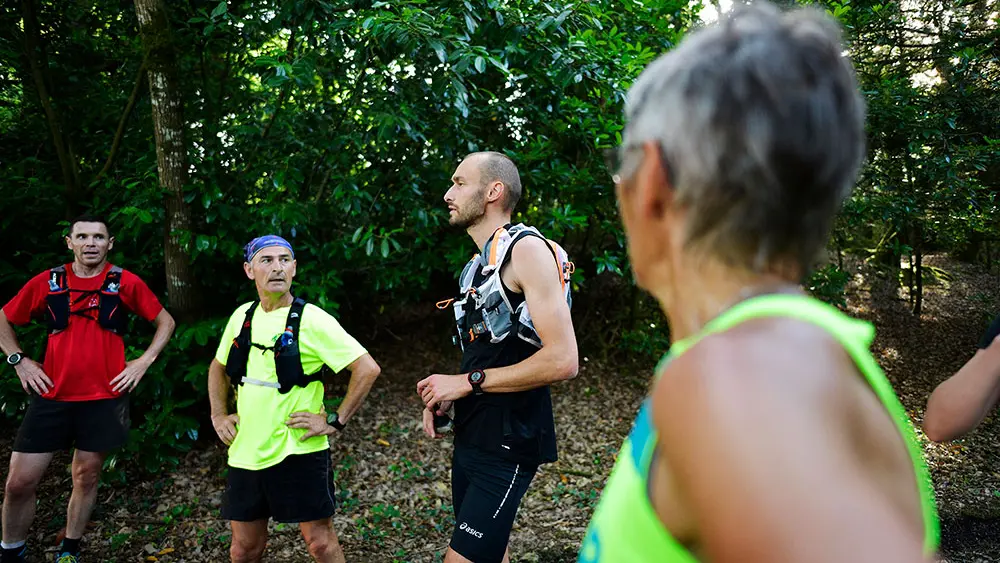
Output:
[{"xmin": 0, "ymin": 214, "xmax": 175, "ymax": 563}]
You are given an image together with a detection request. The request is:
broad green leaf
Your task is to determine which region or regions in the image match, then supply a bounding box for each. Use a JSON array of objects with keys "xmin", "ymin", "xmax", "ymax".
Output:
[{"xmin": 430, "ymin": 41, "xmax": 447, "ymax": 64}]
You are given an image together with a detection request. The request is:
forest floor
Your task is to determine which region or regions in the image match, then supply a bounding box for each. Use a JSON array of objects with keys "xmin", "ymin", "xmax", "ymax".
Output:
[{"xmin": 3, "ymin": 254, "xmax": 1000, "ymax": 562}]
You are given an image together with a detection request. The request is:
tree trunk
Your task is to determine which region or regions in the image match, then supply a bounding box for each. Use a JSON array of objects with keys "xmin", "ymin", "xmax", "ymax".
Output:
[
  {"xmin": 134, "ymin": 0, "xmax": 200, "ymax": 321},
  {"xmin": 21, "ymin": 0, "xmax": 81, "ymax": 212},
  {"xmin": 913, "ymin": 227, "xmax": 923, "ymax": 317},
  {"xmin": 908, "ymin": 251, "xmax": 915, "ymax": 306}
]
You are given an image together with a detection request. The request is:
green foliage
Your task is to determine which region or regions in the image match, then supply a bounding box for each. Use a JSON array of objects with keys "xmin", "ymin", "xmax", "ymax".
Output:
[
  {"xmin": 1, "ymin": 0, "xmax": 700, "ymax": 475},
  {"xmin": 551, "ymin": 481, "xmax": 601, "ymax": 509},
  {"xmin": 824, "ymin": 0, "xmax": 1000, "ymax": 302},
  {"xmin": 805, "ymin": 264, "xmax": 851, "ymax": 308},
  {"xmin": 388, "ymin": 457, "xmax": 435, "ymax": 480},
  {"xmin": 618, "ymin": 323, "xmax": 672, "ymax": 363}
]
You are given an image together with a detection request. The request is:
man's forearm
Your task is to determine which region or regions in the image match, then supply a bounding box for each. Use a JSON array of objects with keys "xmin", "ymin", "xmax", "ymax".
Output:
[
  {"xmin": 479, "ymin": 345, "xmax": 578, "ymax": 394},
  {"xmin": 207, "ymin": 362, "xmax": 231, "ymax": 417},
  {"xmin": 336, "ymin": 355, "xmax": 380, "ymax": 423},
  {"xmin": 924, "ymin": 348, "xmax": 1000, "ymax": 441},
  {"xmin": 138, "ymin": 310, "xmax": 175, "ymax": 365},
  {"xmin": 0, "ymin": 311, "xmax": 24, "ymax": 358}
]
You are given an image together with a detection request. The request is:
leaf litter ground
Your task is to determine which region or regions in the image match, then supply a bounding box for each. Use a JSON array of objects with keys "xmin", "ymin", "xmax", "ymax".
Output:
[{"xmin": 2, "ymin": 254, "xmax": 999, "ymax": 562}]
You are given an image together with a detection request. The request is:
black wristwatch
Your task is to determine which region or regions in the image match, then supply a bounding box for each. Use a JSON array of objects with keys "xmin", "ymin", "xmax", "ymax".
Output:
[
  {"xmin": 327, "ymin": 412, "xmax": 346, "ymax": 431},
  {"xmin": 6, "ymin": 352, "xmax": 24, "ymax": 367},
  {"xmin": 468, "ymin": 369, "xmax": 486, "ymax": 396}
]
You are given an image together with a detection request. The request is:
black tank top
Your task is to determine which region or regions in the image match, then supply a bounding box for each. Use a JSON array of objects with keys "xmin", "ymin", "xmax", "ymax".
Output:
[{"xmin": 453, "ymin": 237, "xmax": 558, "ymax": 465}]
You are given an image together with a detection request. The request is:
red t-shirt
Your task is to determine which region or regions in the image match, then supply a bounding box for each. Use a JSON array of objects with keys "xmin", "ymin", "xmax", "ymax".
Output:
[{"xmin": 3, "ymin": 263, "xmax": 164, "ymax": 401}]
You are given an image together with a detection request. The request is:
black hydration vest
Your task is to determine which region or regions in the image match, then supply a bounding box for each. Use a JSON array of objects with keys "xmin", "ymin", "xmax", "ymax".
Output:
[
  {"xmin": 225, "ymin": 297, "xmax": 324, "ymax": 394},
  {"xmin": 442, "ymin": 225, "xmax": 570, "ymax": 465},
  {"xmin": 45, "ymin": 265, "xmax": 128, "ymax": 335}
]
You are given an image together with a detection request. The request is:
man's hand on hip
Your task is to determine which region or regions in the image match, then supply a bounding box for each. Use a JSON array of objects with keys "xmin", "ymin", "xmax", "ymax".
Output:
[
  {"xmin": 14, "ymin": 358, "xmax": 52, "ymax": 395},
  {"xmin": 110, "ymin": 357, "xmax": 152, "ymax": 393},
  {"xmin": 287, "ymin": 411, "xmax": 334, "ymax": 441},
  {"xmin": 212, "ymin": 413, "xmax": 240, "ymax": 445}
]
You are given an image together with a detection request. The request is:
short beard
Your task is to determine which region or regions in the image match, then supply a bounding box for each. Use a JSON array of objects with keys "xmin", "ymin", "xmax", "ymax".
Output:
[{"xmin": 449, "ymin": 188, "xmax": 487, "ymax": 229}]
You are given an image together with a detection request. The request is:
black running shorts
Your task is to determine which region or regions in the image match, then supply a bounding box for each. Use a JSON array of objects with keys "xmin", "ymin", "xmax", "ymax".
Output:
[
  {"xmin": 222, "ymin": 450, "xmax": 336, "ymax": 523},
  {"xmin": 450, "ymin": 444, "xmax": 538, "ymax": 563},
  {"xmin": 13, "ymin": 394, "xmax": 130, "ymax": 453}
]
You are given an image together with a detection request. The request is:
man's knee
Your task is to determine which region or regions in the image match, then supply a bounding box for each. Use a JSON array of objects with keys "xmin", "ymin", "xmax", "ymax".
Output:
[
  {"xmin": 305, "ymin": 530, "xmax": 333, "ymax": 559},
  {"xmin": 5, "ymin": 469, "xmax": 41, "ymax": 501},
  {"xmin": 230, "ymin": 537, "xmax": 266, "ymax": 563},
  {"xmin": 71, "ymin": 459, "xmax": 102, "ymax": 493}
]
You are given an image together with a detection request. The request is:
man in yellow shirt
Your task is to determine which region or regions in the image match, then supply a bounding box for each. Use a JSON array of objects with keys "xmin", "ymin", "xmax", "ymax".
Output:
[{"xmin": 207, "ymin": 235, "xmax": 381, "ymax": 563}]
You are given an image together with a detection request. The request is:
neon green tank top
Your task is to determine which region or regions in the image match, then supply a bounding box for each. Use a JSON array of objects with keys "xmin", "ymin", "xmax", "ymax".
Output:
[{"xmin": 577, "ymin": 294, "xmax": 939, "ymax": 562}]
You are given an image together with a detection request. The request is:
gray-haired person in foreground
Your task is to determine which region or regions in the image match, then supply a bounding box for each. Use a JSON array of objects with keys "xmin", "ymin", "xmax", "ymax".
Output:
[{"xmin": 578, "ymin": 2, "xmax": 939, "ymax": 562}]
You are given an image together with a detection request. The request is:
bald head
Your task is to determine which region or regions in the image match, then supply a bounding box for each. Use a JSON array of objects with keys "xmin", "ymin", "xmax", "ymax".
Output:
[{"xmin": 466, "ymin": 151, "xmax": 522, "ymax": 212}]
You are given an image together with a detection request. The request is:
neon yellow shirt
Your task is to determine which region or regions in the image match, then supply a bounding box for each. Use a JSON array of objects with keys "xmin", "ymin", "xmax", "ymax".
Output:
[
  {"xmin": 215, "ymin": 301, "xmax": 366, "ymax": 470},
  {"xmin": 578, "ymin": 294, "xmax": 939, "ymax": 561}
]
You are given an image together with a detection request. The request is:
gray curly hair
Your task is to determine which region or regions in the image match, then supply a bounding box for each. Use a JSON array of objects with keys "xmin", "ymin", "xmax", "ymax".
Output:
[{"xmin": 623, "ymin": 1, "xmax": 866, "ymax": 272}]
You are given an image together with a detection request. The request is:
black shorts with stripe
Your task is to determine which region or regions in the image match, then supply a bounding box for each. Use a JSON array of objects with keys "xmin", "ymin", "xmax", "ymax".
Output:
[{"xmin": 450, "ymin": 443, "xmax": 538, "ymax": 563}]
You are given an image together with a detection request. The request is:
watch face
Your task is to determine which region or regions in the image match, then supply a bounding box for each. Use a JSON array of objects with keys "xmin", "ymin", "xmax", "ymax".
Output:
[
  {"xmin": 6, "ymin": 353, "xmax": 21, "ymax": 366},
  {"xmin": 470, "ymin": 370, "xmax": 485, "ymax": 384},
  {"xmin": 327, "ymin": 413, "xmax": 337, "ymax": 424}
]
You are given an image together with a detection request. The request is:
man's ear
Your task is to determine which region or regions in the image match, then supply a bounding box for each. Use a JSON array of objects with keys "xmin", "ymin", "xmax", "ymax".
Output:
[
  {"xmin": 637, "ymin": 140, "xmax": 673, "ymax": 220},
  {"xmin": 65, "ymin": 235, "xmax": 72, "ymax": 250},
  {"xmin": 487, "ymin": 181, "xmax": 506, "ymax": 205},
  {"xmin": 291, "ymin": 259, "xmax": 297, "ymax": 278},
  {"xmin": 108, "ymin": 237, "xmax": 115, "ymax": 251},
  {"xmin": 243, "ymin": 262, "xmax": 254, "ymax": 280}
]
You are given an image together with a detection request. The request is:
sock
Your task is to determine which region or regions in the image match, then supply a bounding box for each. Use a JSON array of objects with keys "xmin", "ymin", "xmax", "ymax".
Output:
[
  {"xmin": 0, "ymin": 542, "xmax": 24, "ymax": 550},
  {"xmin": 60, "ymin": 537, "xmax": 81, "ymax": 555}
]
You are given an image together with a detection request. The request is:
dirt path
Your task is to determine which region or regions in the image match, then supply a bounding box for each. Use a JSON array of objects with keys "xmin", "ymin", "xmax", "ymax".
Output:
[{"xmin": 2, "ymin": 255, "xmax": 1000, "ymax": 562}]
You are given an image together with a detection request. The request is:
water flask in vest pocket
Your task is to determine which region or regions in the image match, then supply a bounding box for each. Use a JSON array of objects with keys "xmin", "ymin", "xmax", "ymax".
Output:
[
  {"xmin": 480, "ymin": 291, "xmax": 513, "ymax": 343},
  {"xmin": 452, "ymin": 299, "xmax": 467, "ymax": 349}
]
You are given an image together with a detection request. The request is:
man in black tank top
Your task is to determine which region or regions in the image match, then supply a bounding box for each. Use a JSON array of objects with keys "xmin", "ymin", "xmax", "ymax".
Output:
[{"xmin": 417, "ymin": 151, "xmax": 579, "ymax": 563}]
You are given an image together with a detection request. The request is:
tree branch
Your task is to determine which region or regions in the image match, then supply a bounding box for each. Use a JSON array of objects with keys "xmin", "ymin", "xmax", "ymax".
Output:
[
  {"xmin": 261, "ymin": 24, "xmax": 298, "ymax": 140},
  {"xmin": 93, "ymin": 55, "xmax": 149, "ymax": 185},
  {"xmin": 308, "ymin": 43, "xmax": 372, "ymax": 198},
  {"xmin": 21, "ymin": 0, "xmax": 80, "ymax": 208}
]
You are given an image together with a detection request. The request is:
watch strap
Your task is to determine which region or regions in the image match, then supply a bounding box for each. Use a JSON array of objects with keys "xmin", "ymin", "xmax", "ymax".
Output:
[{"xmin": 330, "ymin": 413, "xmax": 346, "ymax": 431}]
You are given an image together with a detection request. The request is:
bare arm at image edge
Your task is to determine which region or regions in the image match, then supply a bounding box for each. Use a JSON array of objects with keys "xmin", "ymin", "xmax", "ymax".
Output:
[{"xmin": 923, "ymin": 336, "xmax": 1000, "ymax": 442}]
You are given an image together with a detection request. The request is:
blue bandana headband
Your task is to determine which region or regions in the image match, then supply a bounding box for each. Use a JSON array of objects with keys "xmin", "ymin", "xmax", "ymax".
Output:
[{"xmin": 244, "ymin": 235, "xmax": 294, "ymax": 263}]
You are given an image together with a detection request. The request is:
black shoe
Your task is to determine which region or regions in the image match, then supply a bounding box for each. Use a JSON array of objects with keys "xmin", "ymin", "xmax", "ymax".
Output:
[{"xmin": 0, "ymin": 545, "xmax": 27, "ymax": 563}]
